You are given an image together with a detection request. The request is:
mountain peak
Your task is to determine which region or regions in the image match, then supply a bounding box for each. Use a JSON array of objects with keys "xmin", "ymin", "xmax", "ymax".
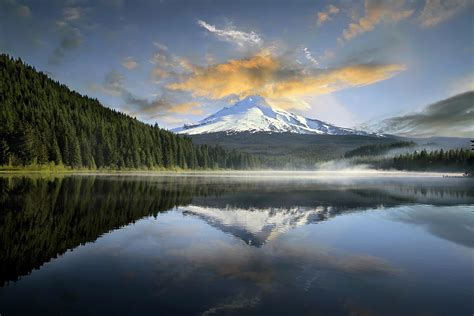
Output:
[
  {"xmin": 172, "ymin": 95, "xmax": 370, "ymax": 136},
  {"xmin": 237, "ymin": 95, "xmax": 267, "ymax": 106},
  {"xmin": 219, "ymin": 95, "xmax": 271, "ymax": 114}
]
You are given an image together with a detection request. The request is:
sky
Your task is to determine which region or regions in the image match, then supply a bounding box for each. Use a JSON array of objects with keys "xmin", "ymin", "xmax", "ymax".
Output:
[{"xmin": 1, "ymin": 0, "xmax": 473, "ymax": 136}]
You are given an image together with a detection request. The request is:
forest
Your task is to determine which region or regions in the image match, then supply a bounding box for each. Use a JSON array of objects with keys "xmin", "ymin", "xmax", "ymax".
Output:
[
  {"xmin": 344, "ymin": 141, "xmax": 415, "ymax": 158},
  {"xmin": 348, "ymin": 148, "xmax": 474, "ymax": 173},
  {"xmin": 390, "ymin": 148, "xmax": 474, "ymax": 173},
  {"xmin": 0, "ymin": 54, "xmax": 258, "ymax": 170}
]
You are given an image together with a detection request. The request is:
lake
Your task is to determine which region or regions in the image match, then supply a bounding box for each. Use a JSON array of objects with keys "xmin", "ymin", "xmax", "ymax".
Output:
[{"xmin": 0, "ymin": 172, "xmax": 473, "ymax": 315}]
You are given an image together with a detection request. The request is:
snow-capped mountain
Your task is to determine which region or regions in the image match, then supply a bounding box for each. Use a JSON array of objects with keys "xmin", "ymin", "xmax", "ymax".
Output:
[{"xmin": 172, "ymin": 95, "xmax": 369, "ymax": 135}]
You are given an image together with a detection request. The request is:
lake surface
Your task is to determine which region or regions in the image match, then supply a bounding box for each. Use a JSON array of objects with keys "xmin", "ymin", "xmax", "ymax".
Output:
[{"xmin": 0, "ymin": 172, "xmax": 473, "ymax": 315}]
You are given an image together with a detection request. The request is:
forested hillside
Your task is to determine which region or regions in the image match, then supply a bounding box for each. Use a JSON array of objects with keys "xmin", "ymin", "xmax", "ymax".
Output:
[
  {"xmin": 349, "ymin": 148, "xmax": 474, "ymax": 173},
  {"xmin": 344, "ymin": 141, "xmax": 415, "ymax": 158},
  {"xmin": 0, "ymin": 55, "xmax": 257, "ymax": 169},
  {"xmin": 190, "ymin": 132, "xmax": 402, "ymax": 169}
]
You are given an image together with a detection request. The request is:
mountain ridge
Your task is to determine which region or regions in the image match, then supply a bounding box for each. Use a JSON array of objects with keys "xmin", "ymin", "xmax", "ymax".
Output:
[{"xmin": 173, "ymin": 96, "xmax": 372, "ymax": 136}]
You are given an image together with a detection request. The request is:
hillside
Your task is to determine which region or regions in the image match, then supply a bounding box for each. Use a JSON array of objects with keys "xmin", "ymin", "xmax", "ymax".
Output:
[
  {"xmin": 0, "ymin": 55, "xmax": 257, "ymax": 170},
  {"xmin": 190, "ymin": 132, "xmax": 403, "ymax": 168}
]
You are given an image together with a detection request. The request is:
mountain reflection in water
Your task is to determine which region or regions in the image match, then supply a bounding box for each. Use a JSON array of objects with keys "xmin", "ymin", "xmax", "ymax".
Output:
[{"xmin": 0, "ymin": 174, "xmax": 472, "ymax": 316}]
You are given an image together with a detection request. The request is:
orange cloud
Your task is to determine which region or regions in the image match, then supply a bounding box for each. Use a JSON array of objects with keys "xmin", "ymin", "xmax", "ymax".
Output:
[
  {"xmin": 151, "ymin": 67, "xmax": 170, "ymax": 81},
  {"xmin": 317, "ymin": 12, "xmax": 331, "ymax": 25},
  {"xmin": 317, "ymin": 4, "xmax": 340, "ymax": 26},
  {"xmin": 167, "ymin": 102, "xmax": 203, "ymax": 115},
  {"xmin": 167, "ymin": 50, "xmax": 406, "ymax": 110},
  {"xmin": 341, "ymin": 0, "xmax": 414, "ymax": 41},
  {"xmin": 121, "ymin": 57, "xmax": 139, "ymax": 70},
  {"xmin": 419, "ymin": 0, "xmax": 469, "ymax": 27},
  {"xmin": 167, "ymin": 50, "xmax": 278, "ymax": 100}
]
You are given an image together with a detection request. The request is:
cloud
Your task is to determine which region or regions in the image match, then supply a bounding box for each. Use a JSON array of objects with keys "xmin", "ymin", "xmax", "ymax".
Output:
[
  {"xmin": 390, "ymin": 205, "xmax": 474, "ymax": 248},
  {"xmin": 94, "ymin": 70, "xmax": 167, "ymax": 115},
  {"xmin": 167, "ymin": 50, "xmax": 405, "ymax": 110},
  {"xmin": 0, "ymin": 0, "xmax": 31, "ymax": 18},
  {"xmin": 103, "ymin": 70, "xmax": 125, "ymax": 95},
  {"xmin": 340, "ymin": 0, "xmax": 414, "ymax": 41},
  {"xmin": 167, "ymin": 102, "xmax": 203, "ymax": 115},
  {"xmin": 121, "ymin": 57, "xmax": 139, "ymax": 70},
  {"xmin": 450, "ymin": 74, "xmax": 474, "ymax": 95},
  {"xmin": 377, "ymin": 91, "xmax": 474, "ymax": 137},
  {"xmin": 49, "ymin": 6, "xmax": 86, "ymax": 64},
  {"xmin": 300, "ymin": 94, "xmax": 358, "ymax": 127},
  {"xmin": 124, "ymin": 95, "xmax": 174, "ymax": 119},
  {"xmin": 303, "ymin": 47, "xmax": 320, "ymax": 67},
  {"xmin": 124, "ymin": 96, "xmax": 204, "ymax": 120},
  {"xmin": 151, "ymin": 67, "xmax": 170, "ymax": 81},
  {"xmin": 91, "ymin": 70, "xmax": 203, "ymax": 120},
  {"xmin": 50, "ymin": 27, "xmax": 83, "ymax": 65},
  {"xmin": 316, "ymin": 4, "xmax": 340, "ymax": 26},
  {"xmin": 89, "ymin": 70, "xmax": 125, "ymax": 96},
  {"xmin": 149, "ymin": 43, "xmax": 193, "ymax": 82},
  {"xmin": 62, "ymin": 7, "xmax": 82, "ymax": 21},
  {"xmin": 202, "ymin": 295, "xmax": 261, "ymax": 316},
  {"xmin": 328, "ymin": 4, "xmax": 340, "ymax": 15},
  {"xmin": 197, "ymin": 19, "xmax": 262, "ymax": 48},
  {"xmin": 321, "ymin": 49, "xmax": 336, "ymax": 61},
  {"xmin": 17, "ymin": 4, "xmax": 30, "ymax": 17},
  {"xmin": 419, "ymin": 0, "xmax": 470, "ymax": 27}
]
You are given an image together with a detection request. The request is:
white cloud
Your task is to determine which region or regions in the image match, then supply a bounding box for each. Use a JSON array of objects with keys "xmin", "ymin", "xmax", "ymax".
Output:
[
  {"xmin": 153, "ymin": 42, "xmax": 168, "ymax": 51},
  {"xmin": 303, "ymin": 47, "xmax": 320, "ymax": 67},
  {"xmin": 62, "ymin": 7, "xmax": 82, "ymax": 21},
  {"xmin": 197, "ymin": 19, "xmax": 262, "ymax": 47},
  {"xmin": 301, "ymin": 94, "xmax": 358, "ymax": 128}
]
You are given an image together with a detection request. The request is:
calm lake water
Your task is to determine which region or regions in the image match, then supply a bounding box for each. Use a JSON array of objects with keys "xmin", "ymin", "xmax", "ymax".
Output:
[{"xmin": 0, "ymin": 172, "xmax": 473, "ymax": 315}]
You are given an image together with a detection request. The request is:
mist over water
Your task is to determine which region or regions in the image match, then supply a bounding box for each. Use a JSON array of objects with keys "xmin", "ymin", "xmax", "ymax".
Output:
[{"xmin": 0, "ymin": 173, "xmax": 472, "ymax": 315}]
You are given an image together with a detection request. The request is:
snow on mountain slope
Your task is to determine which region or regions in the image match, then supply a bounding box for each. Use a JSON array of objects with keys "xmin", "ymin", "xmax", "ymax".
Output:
[
  {"xmin": 180, "ymin": 205, "xmax": 331, "ymax": 246},
  {"xmin": 172, "ymin": 95, "xmax": 370, "ymax": 135}
]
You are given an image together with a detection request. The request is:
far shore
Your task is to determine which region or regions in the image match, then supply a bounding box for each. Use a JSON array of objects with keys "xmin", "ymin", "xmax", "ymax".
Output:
[{"xmin": 0, "ymin": 168, "xmax": 467, "ymax": 178}]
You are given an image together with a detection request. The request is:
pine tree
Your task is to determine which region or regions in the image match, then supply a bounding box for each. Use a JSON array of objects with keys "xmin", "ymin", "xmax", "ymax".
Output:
[{"xmin": 0, "ymin": 140, "xmax": 10, "ymax": 165}]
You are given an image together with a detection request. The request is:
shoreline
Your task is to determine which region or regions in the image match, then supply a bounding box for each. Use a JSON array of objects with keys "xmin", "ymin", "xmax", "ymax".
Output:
[{"xmin": 0, "ymin": 169, "xmax": 468, "ymax": 178}]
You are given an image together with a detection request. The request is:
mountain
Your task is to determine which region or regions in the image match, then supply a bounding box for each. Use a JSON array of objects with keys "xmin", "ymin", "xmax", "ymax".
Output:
[
  {"xmin": 0, "ymin": 54, "xmax": 256, "ymax": 169},
  {"xmin": 181, "ymin": 205, "xmax": 335, "ymax": 247},
  {"xmin": 173, "ymin": 95, "xmax": 370, "ymax": 136}
]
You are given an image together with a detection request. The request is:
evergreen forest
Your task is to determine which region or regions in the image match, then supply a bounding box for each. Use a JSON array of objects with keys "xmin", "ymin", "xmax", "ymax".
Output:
[{"xmin": 0, "ymin": 54, "xmax": 258, "ymax": 170}]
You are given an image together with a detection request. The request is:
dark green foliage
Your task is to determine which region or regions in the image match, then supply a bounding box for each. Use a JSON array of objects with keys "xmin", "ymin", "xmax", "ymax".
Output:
[
  {"xmin": 0, "ymin": 176, "xmax": 198, "ymax": 285},
  {"xmin": 190, "ymin": 132, "xmax": 403, "ymax": 169},
  {"xmin": 354, "ymin": 148, "xmax": 474, "ymax": 172},
  {"xmin": 0, "ymin": 54, "xmax": 256, "ymax": 169},
  {"xmin": 390, "ymin": 148, "xmax": 474, "ymax": 172},
  {"xmin": 344, "ymin": 141, "xmax": 415, "ymax": 158},
  {"xmin": 0, "ymin": 139, "xmax": 10, "ymax": 164}
]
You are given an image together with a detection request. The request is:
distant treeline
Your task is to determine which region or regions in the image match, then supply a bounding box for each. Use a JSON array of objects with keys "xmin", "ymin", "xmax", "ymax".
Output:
[
  {"xmin": 344, "ymin": 141, "xmax": 415, "ymax": 158},
  {"xmin": 0, "ymin": 54, "xmax": 258, "ymax": 170},
  {"xmin": 390, "ymin": 148, "xmax": 473, "ymax": 172},
  {"xmin": 352, "ymin": 148, "xmax": 474, "ymax": 172}
]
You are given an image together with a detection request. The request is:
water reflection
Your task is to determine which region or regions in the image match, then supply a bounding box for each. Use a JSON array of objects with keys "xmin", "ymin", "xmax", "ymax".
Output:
[{"xmin": 0, "ymin": 174, "xmax": 473, "ymax": 315}]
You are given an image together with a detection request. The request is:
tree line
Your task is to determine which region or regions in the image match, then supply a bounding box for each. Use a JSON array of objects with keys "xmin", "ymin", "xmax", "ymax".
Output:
[
  {"xmin": 344, "ymin": 141, "xmax": 415, "ymax": 158},
  {"xmin": 0, "ymin": 54, "xmax": 258, "ymax": 170},
  {"xmin": 390, "ymin": 148, "xmax": 474, "ymax": 172},
  {"xmin": 351, "ymin": 148, "xmax": 474, "ymax": 172}
]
